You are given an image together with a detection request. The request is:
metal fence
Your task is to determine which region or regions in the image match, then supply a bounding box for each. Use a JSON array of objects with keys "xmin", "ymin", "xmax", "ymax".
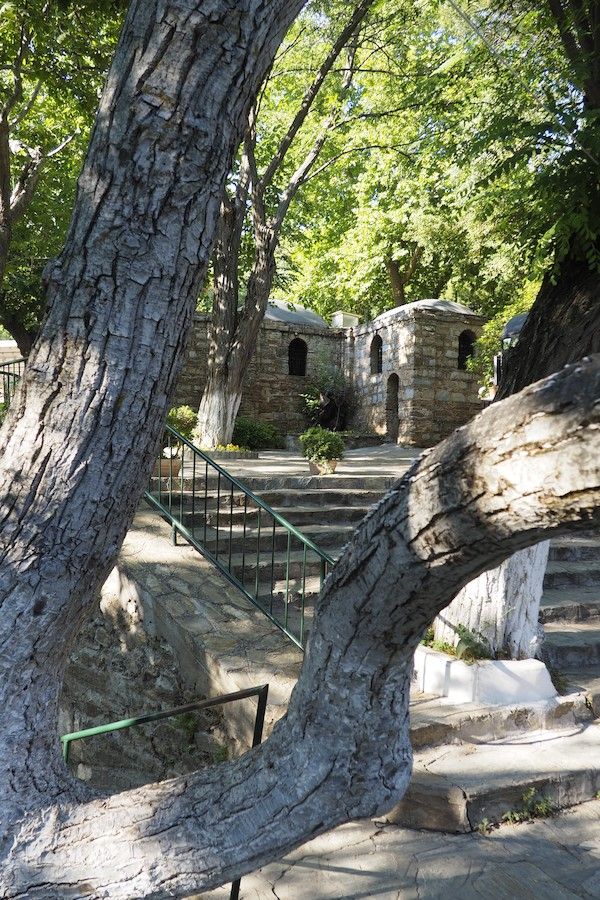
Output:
[
  {"xmin": 145, "ymin": 425, "xmax": 334, "ymax": 649},
  {"xmin": 0, "ymin": 358, "xmax": 331, "ymax": 648},
  {"xmin": 62, "ymin": 683, "xmax": 269, "ymax": 900},
  {"xmin": 0, "ymin": 357, "xmax": 25, "ymax": 405}
]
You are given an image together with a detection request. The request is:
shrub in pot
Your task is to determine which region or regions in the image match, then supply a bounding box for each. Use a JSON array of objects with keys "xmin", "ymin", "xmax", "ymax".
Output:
[
  {"xmin": 155, "ymin": 405, "xmax": 196, "ymax": 476},
  {"xmin": 299, "ymin": 426, "xmax": 344, "ymax": 475}
]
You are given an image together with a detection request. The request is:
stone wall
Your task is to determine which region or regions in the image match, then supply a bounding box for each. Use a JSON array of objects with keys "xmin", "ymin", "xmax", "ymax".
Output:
[
  {"xmin": 408, "ymin": 309, "xmax": 484, "ymax": 445},
  {"xmin": 349, "ymin": 305, "xmax": 483, "ymax": 446},
  {"xmin": 0, "ymin": 340, "xmax": 19, "ymax": 364},
  {"xmin": 174, "ymin": 304, "xmax": 484, "ymax": 447},
  {"xmin": 174, "ymin": 315, "xmax": 343, "ymax": 436},
  {"xmin": 60, "ymin": 582, "xmax": 228, "ymax": 793},
  {"xmin": 350, "ymin": 318, "xmax": 416, "ymax": 439}
]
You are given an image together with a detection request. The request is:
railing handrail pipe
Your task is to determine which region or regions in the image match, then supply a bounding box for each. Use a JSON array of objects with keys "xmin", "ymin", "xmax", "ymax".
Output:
[{"xmin": 165, "ymin": 423, "xmax": 334, "ymax": 565}]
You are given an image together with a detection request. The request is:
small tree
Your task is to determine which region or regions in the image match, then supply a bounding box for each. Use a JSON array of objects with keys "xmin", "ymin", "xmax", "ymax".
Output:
[{"xmin": 195, "ymin": 0, "xmax": 375, "ymax": 447}]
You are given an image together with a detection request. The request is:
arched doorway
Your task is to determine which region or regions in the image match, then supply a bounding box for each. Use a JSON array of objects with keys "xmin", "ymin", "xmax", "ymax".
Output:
[{"xmin": 386, "ymin": 373, "xmax": 399, "ymax": 443}]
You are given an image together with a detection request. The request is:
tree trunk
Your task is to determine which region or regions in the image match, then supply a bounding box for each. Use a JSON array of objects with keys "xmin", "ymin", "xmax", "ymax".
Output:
[
  {"xmin": 196, "ymin": 2, "xmax": 373, "ymax": 446},
  {"xmin": 386, "ymin": 257, "xmax": 406, "ymax": 305},
  {"xmin": 196, "ymin": 367, "xmax": 244, "ymax": 447},
  {"xmin": 0, "ymin": 0, "xmax": 307, "ymax": 873},
  {"xmin": 435, "ymin": 542, "xmax": 550, "ymax": 658},
  {"xmin": 0, "ymin": 304, "xmax": 36, "ymax": 357},
  {"xmin": 496, "ymin": 255, "xmax": 600, "ymax": 402},
  {"xmin": 196, "ymin": 219, "xmax": 276, "ymax": 446},
  {"xmin": 436, "ymin": 250, "xmax": 600, "ymax": 659},
  {"xmin": 2, "ymin": 359, "xmax": 600, "ymax": 897}
]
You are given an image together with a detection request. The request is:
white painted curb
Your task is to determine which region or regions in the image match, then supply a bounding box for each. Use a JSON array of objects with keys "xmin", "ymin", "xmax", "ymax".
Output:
[{"xmin": 414, "ymin": 645, "xmax": 557, "ymax": 705}]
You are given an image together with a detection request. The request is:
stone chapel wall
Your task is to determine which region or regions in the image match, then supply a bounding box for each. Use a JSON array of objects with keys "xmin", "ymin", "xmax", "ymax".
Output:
[{"xmin": 174, "ymin": 315, "xmax": 343, "ymax": 437}]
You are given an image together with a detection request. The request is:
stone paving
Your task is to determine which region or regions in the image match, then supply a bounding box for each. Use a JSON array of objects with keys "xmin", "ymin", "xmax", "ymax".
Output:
[
  {"xmin": 200, "ymin": 799, "xmax": 600, "ymax": 898},
  {"xmin": 210, "ymin": 443, "xmax": 424, "ymax": 481}
]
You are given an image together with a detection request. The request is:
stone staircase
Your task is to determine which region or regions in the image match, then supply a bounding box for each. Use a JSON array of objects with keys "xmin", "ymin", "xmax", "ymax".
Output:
[
  {"xmin": 541, "ymin": 535, "xmax": 600, "ymax": 673},
  {"xmin": 393, "ymin": 532, "xmax": 600, "ymax": 833}
]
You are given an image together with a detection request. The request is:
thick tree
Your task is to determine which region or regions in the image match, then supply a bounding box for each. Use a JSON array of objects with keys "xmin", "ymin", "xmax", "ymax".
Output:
[{"xmin": 1, "ymin": 2, "xmax": 600, "ymax": 896}]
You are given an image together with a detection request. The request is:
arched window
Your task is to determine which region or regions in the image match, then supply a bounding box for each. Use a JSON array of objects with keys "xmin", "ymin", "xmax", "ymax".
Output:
[
  {"xmin": 370, "ymin": 334, "xmax": 383, "ymax": 375},
  {"xmin": 458, "ymin": 330, "xmax": 476, "ymax": 370},
  {"xmin": 288, "ymin": 338, "xmax": 308, "ymax": 376}
]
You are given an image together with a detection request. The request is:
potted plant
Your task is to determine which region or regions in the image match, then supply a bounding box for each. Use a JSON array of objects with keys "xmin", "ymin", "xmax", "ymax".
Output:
[
  {"xmin": 154, "ymin": 405, "xmax": 196, "ymax": 476},
  {"xmin": 299, "ymin": 425, "xmax": 344, "ymax": 475}
]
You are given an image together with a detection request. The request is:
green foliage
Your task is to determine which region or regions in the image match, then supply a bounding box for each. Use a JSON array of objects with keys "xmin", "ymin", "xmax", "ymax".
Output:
[
  {"xmin": 502, "ymin": 787, "xmax": 555, "ymax": 825},
  {"xmin": 454, "ymin": 624, "xmax": 492, "ymax": 662},
  {"xmin": 0, "ymin": 403, "xmax": 7, "ymax": 427},
  {"xmin": 476, "ymin": 818, "xmax": 493, "ymax": 835},
  {"xmin": 166, "ymin": 406, "xmax": 196, "ymax": 442},
  {"xmin": 173, "ymin": 712, "xmax": 200, "ymax": 749},
  {"xmin": 468, "ymin": 286, "xmax": 539, "ymax": 389},
  {"xmin": 0, "ymin": 1, "xmax": 123, "ymax": 342},
  {"xmin": 232, "ymin": 417, "xmax": 283, "ymax": 451},
  {"xmin": 420, "ymin": 626, "xmax": 456, "ymax": 656},
  {"xmin": 420, "ymin": 624, "xmax": 492, "ymax": 661},
  {"xmin": 212, "ymin": 744, "xmax": 229, "ymax": 764},
  {"xmin": 299, "ymin": 426, "xmax": 345, "ymax": 462}
]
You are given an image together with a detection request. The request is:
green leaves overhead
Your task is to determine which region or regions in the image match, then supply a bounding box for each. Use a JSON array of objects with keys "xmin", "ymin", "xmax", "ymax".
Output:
[{"xmin": 0, "ymin": 1, "xmax": 123, "ymax": 348}]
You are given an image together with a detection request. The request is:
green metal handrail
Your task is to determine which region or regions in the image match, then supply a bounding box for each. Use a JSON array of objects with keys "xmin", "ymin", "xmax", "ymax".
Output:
[
  {"xmin": 62, "ymin": 683, "xmax": 269, "ymax": 900},
  {"xmin": 0, "ymin": 357, "xmax": 25, "ymax": 406},
  {"xmin": 145, "ymin": 425, "xmax": 334, "ymax": 649}
]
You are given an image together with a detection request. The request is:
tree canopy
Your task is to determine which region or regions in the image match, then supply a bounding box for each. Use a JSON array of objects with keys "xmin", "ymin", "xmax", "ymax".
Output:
[{"xmin": 0, "ymin": 0, "xmax": 123, "ymax": 353}]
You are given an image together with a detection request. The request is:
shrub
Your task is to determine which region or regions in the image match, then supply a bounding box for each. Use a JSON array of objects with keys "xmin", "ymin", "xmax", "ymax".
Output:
[
  {"xmin": 232, "ymin": 417, "xmax": 282, "ymax": 450},
  {"xmin": 0, "ymin": 402, "xmax": 7, "ymax": 427},
  {"xmin": 166, "ymin": 405, "xmax": 196, "ymax": 441},
  {"xmin": 299, "ymin": 426, "xmax": 344, "ymax": 462}
]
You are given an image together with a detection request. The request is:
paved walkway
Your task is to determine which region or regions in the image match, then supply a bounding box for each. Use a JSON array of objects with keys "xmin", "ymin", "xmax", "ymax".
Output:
[
  {"xmin": 201, "ymin": 800, "xmax": 600, "ymax": 899},
  {"xmin": 218, "ymin": 443, "xmax": 425, "ymax": 480}
]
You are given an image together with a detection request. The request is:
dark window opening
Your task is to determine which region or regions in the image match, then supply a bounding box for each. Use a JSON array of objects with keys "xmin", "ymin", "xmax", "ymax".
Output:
[
  {"xmin": 370, "ymin": 334, "xmax": 383, "ymax": 374},
  {"xmin": 458, "ymin": 330, "xmax": 476, "ymax": 370},
  {"xmin": 288, "ymin": 338, "xmax": 308, "ymax": 376}
]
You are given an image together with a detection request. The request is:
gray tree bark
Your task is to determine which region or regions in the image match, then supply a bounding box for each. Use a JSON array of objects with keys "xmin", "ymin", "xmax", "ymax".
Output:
[
  {"xmin": 2, "ymin": 358, "xmax": 600, "ymax": 898},
  {"xmin": 1, "ymin": 2, "xmax": 600, "ymax": 896},
  {"xmin": 0, "ymin": 0, "xmax": 307, "ymax": 885},
  {"xmin": 435, "ymin": 541, "xmax": 550, "ymax": 658}
]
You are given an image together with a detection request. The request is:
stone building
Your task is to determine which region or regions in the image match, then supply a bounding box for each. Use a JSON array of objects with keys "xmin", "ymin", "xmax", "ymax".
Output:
[{"xmin": 174, "ymin": 298, "xmax": 484, "ymax": 447}]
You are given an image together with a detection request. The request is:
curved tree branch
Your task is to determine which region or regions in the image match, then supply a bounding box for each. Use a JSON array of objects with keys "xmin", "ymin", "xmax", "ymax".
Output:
[{"xmin": 3, "ymin": 357, "xmax": 600, "ymax": 898}]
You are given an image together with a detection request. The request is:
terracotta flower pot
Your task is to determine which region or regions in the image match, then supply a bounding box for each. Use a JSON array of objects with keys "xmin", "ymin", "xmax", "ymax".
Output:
[
  {"xmin": 153, "ymin": 458, "xmax": 182, "ymax": 477},
  {"xmin": 308, "ymin": 459, "xmax": 338, "ymax": 475}
]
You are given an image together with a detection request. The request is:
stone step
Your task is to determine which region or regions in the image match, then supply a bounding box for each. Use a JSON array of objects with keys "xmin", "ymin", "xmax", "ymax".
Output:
[
  {"xmin": 408, "ymin": 692, "xmax": 591, "ymax": 751},
  {"xmin": 227, "ymin": 548, "xmax": 332, "ymax": 584},
  {"xmin": 540, "ymin": 587, "xmax": 600, "ymax": 623},
  {"xmin": 148, "ymin": 486, "xmax": 382, "ymax": 513},
  {"xmin": 384, "ymin": 722, "xmax": 600, "ymax": 833},
  {"xmin": 226, "ymin": 474, "xmax": 398, "ymax": 493},
  {"xmin": 186, "ymin": 503, "xmax": 370, "ymax": 527},
  {"xmin": 544, "ymin": 560, "xmax": 600, "ymax": 590},
  {"xmin": 190, "ymin": 521, "xmax": 351, "ymax": 555},
  {"xmin": 543, "ymin": 623, "xmax": 600, "ymax": 669},
  {"xmin": 548, "ymin": 534, "xmax": 600, "ymax": 562}
]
